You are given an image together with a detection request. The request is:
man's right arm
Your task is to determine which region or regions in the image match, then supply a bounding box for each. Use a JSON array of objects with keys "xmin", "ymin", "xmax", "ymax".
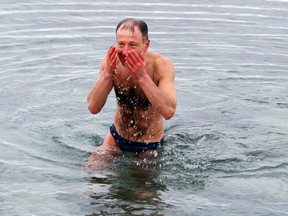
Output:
[{"xmin": 87, "ymin": 46, "xmax": 117, "ymax": 114}]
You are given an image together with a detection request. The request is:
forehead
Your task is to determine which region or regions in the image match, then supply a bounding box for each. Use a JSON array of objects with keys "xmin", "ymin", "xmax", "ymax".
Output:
[{"xmin": 116, "ymin": 26, "xmax": 143, "ymax": 41}]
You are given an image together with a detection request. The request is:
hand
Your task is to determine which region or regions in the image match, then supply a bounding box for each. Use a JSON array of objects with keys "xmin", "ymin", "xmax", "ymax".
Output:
[
  {"xmin": 105, "ymin": 45, "xmax": 117, "ymax": 75},
  {"xmin": 126, "ymin": 50, "xmax": 146, "ymax": 80}
]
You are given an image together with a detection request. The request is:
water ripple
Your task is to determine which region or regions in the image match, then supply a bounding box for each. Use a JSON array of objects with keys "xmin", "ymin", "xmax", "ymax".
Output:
[{"xmin": 1, "ymin": 0, "xmax": 288, "ymax": 215}]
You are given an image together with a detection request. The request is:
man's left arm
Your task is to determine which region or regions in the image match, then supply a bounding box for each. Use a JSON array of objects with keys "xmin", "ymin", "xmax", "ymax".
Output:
[{"xmin": 138, "ymin": 56, "xmax": 177, "ymax": 120}]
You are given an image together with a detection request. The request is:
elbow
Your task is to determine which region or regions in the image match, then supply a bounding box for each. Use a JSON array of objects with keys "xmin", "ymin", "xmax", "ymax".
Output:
[
  {"xmin": 163, "ymin": 106, "xmax": 176, "ymax": 120},
  {"xmin": 163, "ymin": 99, "xmax": 177, "ymax": 120},
  {"xmin": 87, "ymin": 95, "xmax": 102, "ymax": 115},
  {"xmin": 162, "ymin": 97, "xmax": 177, "ymax": 120},
  {"xmin": 88, "ymin": 103, "xmax": 100, "ymax": 115}
]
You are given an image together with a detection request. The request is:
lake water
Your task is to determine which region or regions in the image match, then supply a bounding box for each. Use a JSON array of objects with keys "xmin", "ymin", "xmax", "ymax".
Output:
[{"xmin": 1, "ymin": 0, "xmax": 288, "ymax": 215}]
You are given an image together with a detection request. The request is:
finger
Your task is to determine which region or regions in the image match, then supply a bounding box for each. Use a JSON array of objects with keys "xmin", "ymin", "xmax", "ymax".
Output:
[
  {"xmin": 108, "ymin": 48, "xmax": 117, "ymax": 66},
  {"xmin": 134, "ymin": 51, "xmax": 145, "ymax": 63},
  {"xmin": 139, "ymin": 52, "xmax": 145, "ymax": 62},
  {"xmin": 111, "ymin": 50, "xmax": 117, "ymax": 64},
  {"xmin": 127, "ymin": 51, "xmax": 139, "ymax": 65},
  {"xmin": 126, "ymin": 52, "xmax": 134, "ymax": 65},
  {"xmin": 107, "ymin": 45, "xmax": 116, "ymax": 58},
  {"xmin": 110, "ymin": 46, "xmax": 116, "ymax": 57}
]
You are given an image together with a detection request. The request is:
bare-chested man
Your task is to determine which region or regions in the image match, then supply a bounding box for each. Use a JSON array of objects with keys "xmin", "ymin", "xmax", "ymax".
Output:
[{"xmin": 86, "ymin": 18, "xmax": 177, "ymax": 166}]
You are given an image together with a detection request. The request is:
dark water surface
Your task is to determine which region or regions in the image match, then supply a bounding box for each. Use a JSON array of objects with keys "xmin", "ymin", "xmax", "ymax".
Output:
[{"xmin": 1, "ymin": 1, "xmax": 288, "ymax": 215}]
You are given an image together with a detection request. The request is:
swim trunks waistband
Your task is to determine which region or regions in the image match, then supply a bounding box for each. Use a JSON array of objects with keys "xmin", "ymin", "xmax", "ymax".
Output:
[{"xmin": 110, "ymin": 124, "xmax": 164, "ymax": 152}]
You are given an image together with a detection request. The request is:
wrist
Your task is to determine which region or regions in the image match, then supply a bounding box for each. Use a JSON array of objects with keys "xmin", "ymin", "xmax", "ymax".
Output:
[
  {"xmin": 138, "ymin": 73, "xmax": 150, "ymax": 85},
  {"xmin": 102, "ymin": 70, "xmax": 113, "ymax": 80}
]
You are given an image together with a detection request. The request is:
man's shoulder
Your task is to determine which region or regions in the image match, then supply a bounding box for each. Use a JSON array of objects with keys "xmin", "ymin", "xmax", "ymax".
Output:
[
  {"xmin": 147, "ymin": 51, "xmax": 173, "ymax": 67},
  {"xmin": 147, "ymin": 52, "xmax": 175, "ymax": 80}
]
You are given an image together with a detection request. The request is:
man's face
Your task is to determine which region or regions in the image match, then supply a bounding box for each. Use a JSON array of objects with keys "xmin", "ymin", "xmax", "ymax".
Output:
[{"xmin": 116, "ymin": 26, "xmax": 148, "ymax": 67}]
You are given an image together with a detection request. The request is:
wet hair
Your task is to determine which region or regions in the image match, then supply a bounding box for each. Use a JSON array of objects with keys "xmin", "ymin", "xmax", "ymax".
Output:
[{"xmin": 116, "ymin": 18, "xmax": 149, "ymax": 42}]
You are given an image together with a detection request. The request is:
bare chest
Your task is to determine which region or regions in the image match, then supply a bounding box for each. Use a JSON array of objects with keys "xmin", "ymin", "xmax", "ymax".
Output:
[{"xmin": 112, "ymin": 64, "xmax": 157, "ymax": 109}]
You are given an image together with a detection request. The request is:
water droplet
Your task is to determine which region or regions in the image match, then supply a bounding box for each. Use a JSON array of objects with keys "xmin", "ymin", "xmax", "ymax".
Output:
[{"xmin": 153, "ymin": 151, "xmax": 158, "ymax": 157}]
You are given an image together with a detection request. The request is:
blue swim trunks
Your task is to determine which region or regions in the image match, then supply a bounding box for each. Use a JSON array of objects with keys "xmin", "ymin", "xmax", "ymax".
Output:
[{"xmin": 110, "ymin": 124, "xmax": 164, "ymax": 152}]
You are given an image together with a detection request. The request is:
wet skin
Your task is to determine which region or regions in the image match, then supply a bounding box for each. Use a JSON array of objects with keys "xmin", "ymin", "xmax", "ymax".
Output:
[{"xmin": 86, "ymin": 25, "xmax": 177, "ymax": 167}]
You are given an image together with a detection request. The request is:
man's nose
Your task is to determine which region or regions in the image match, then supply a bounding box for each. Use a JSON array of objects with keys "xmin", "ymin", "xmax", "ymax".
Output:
[{"xmin": 122, "ymin": 45, "xmax": 129, "ymax": 55}]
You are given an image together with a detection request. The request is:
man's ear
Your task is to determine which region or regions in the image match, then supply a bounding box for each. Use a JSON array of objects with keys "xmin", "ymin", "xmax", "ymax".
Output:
[{"xmin": 144, "ymin": 39, "xmax": 150, "ymax": 52}]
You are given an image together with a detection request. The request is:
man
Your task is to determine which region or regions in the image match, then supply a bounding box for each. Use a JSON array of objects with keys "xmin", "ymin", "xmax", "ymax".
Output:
[{"xmin": 86, "ymin": 18, "xmax": 177, "ymax": 166}]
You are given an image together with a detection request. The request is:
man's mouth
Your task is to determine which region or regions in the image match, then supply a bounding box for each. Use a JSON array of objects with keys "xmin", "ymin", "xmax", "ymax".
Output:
[{"xmin": 118, "ymin": 53, "xmax": 127, "ymax": 67}]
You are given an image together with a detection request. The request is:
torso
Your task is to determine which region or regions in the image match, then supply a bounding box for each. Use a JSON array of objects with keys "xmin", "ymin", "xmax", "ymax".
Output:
[{"xmin": 112, "ymin": 52, "xmax": 164, "ymax": 142}]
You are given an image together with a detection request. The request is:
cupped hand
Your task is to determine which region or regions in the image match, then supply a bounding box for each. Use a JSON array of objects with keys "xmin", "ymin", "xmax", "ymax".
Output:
[
  {"xmin": 105, "ymin": 45, "xmax": 117, "ymax": 75},
  {"xmin": 126, "ymin": 50, "xmax": 146, "ymax": 80}
]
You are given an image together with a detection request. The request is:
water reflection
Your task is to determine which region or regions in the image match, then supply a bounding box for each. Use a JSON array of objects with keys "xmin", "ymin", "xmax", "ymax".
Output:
[{"xmin": 85, "ymin": 155, "xmax": 171, "ymax": 215}]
